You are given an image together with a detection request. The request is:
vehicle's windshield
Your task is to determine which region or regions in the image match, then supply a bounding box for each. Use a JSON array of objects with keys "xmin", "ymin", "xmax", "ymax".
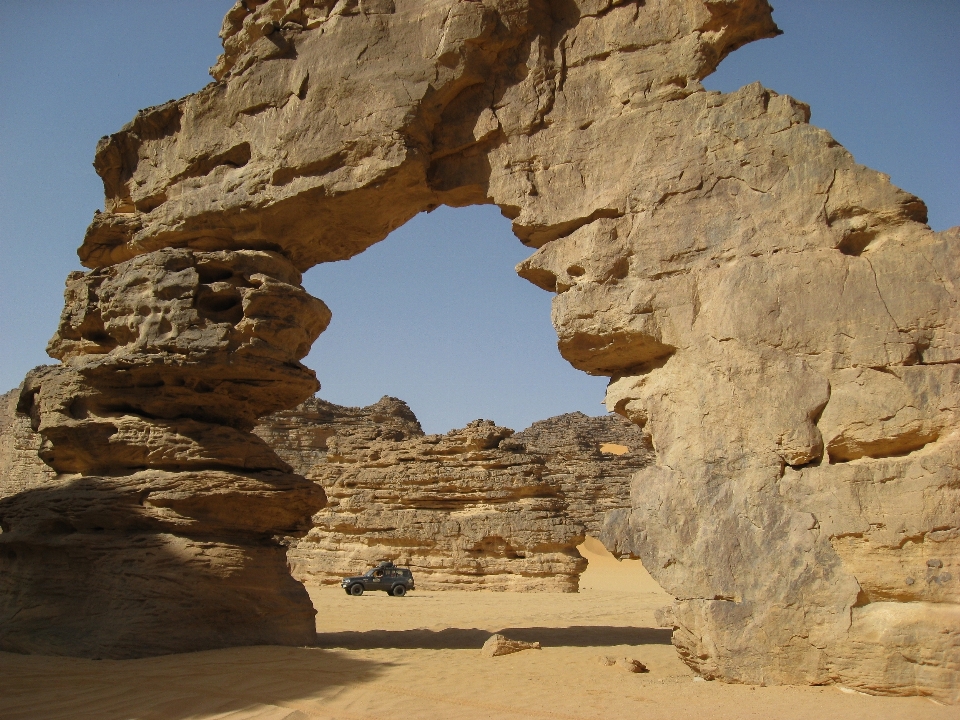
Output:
[{"xmin": 363, "ymin": 569, "xmax": 375, "ymax": 577}]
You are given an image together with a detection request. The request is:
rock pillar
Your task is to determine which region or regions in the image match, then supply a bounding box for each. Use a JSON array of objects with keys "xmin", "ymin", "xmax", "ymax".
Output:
[{"xmin": 0, "ymin": 248, "xmax": 329, "ymax": 658}]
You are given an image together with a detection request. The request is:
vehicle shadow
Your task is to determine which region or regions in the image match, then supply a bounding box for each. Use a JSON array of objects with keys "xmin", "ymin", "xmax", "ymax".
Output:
[{"xmin": 315, "ymin": 625, "xmax": 672, "ymax": 650}]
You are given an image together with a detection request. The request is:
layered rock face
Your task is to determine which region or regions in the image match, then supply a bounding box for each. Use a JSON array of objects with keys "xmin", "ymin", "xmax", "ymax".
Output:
[
  {"xmin": 254, "ymin": 396, "xmax": 648, "ymax": 589},
  {"xmin": 513, "ymin": 412, "xmax": 651, "ymax": 537},
  {"xmin": 301, "ymin": 418, "xmax": 587, "ymax": 590},
  {"xmin": 0, "ymin": 389, "xmax": 56, "ymax": 498},
  {"xmin": 6, "ymin": 0, "xmax": 957, "ymax": 699},
  {"xmin": 2, "ymin": 252, "xmax": 328, "ymax": 657}
]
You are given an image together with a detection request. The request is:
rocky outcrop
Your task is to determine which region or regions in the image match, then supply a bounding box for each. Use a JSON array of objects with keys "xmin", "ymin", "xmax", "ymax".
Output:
[
  {"xmin": 481, "ymin": 633, "xmax": 541, "ymax": 656},
  {"xmin": 513, "ymin": 412, "xmax": 651, "ymax": 536},
  {"xmin": 253, "ymin": 396, "xmax": 648, "ymax": 590},
  {"xmin": 0, "ymin": 389, "xmax": 56, "ymax": 498},
  {"xmin": 254, "ymin": 395, "xmax": 426, "ymax": 475},
  {"xmin": 5, "ymin": 0, "xmax": 957, "ymax": 700},
  {"xmin": 1, "ymin": 248, "xmax": 328, "ymax": 658},
  {"xmin": 299, "ymin": 417, "xmax": 587, "ymax": 590}
]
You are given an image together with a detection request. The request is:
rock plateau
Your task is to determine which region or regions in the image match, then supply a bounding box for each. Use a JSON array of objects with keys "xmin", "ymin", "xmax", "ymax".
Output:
[{"xmin": 256, "ymin": 396, "xmax": 649, "ymax": 590}]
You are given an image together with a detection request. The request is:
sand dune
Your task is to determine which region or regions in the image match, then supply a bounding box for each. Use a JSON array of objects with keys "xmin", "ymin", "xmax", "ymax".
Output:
[{"xmin": 2, "ymin": 540, "xmax": 952, "ymax": 719}]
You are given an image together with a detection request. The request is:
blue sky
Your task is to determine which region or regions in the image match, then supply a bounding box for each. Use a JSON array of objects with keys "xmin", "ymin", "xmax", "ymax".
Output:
[{"xmin": 1, "ymin": 2, "xmax": 957, "ymax": 434}]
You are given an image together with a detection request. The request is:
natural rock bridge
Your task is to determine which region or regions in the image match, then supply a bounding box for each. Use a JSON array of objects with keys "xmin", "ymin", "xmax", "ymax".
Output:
[{"xmin": 0, "ymin": 0, "xmax": 956, "ymax": 703}]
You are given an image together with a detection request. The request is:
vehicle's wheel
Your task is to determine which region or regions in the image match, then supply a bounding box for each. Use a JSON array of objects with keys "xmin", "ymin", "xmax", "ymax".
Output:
[
  {"xmin": 391, "ymin": 584, "xmax": 406, "ymax": 597},
  {"xmin": 349, "ymin": 583, "xmax": 364, "ymax": 596}
]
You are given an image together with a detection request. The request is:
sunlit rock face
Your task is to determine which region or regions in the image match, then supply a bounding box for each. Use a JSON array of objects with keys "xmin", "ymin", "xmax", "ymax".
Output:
[
  {"xmin": 3, "ymin": 0, "xmax": 957, "ymax": 698},
  {"xmin": 254, "ymin": 396, "xmax": 649, "ymax": 590}
]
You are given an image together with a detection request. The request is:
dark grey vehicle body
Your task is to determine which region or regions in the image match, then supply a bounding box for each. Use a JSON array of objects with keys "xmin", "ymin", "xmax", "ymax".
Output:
[{"xmin": 341, "ymin": 561, "xmax": 415, "ymax": 596}]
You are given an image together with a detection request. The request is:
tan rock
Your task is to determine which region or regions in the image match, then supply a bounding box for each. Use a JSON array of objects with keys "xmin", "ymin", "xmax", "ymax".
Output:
[
  {"xmin": 481, "ymin": 633, "xmax": 541, "ymax": 657},
  {"xmin": 253, "ymin": 397, "xmax": 649, "ymax": 590},
  {"xmin": 0, "ymin": 389, "xmax": 56, "ymax": 499},
  {"xmin": 3, "ymin": 0, "xmax": 956, "ymax": 701},
  {"xmin": 513, "ymin": 411, "xmax": 651, "ymax": 537},
  {"xmin": 654, "ymin": 604, "xmax": 677, "ymax": 629},
  {"xmin": 599, "ymin": 655, "xmax": 649, "ymax": 673},
  {"xmin": 0, "ymin": 467, "xmax": 325, "ymax": 659},
  {"xmin": 3, "ymin": 248, "xmax": 329, "ymax": 656}
]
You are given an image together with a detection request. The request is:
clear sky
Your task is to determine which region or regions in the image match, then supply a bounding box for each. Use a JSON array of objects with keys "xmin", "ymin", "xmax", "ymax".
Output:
[{"xmin": 1, "ymin": 2, "xmax": 957, "ymax": 434}]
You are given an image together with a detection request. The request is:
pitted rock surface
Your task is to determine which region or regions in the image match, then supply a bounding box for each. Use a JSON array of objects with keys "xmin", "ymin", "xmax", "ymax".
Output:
[
  {"xmin": 512, "ymin": 411, "xmax": 651, "ymax": 536},
  {"xmin": 2, "ymin": 0, "xmax": 957, "ymax": 700},
  {"xmin": 4, "ymin": 249, "xmax": 328, "ymax": 657},
  {"xmin": 0, "ymin": 389, "xmax": 56, "ymax": 498},
  {"xmin": 254, "ymin": 397, "xmax": 648, "ymax": 590}
]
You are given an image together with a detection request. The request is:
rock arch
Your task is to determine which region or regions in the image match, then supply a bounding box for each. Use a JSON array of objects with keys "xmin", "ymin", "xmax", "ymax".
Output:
[{"xmin": 1, "ymin": 0, "xmax": 956, "ymax": 702}]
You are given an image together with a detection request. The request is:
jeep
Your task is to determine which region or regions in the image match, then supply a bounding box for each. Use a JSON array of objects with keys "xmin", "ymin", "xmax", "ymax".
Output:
[{"xmin": 340, "ymin": 560, "xmax": 415, "ymax": 597}]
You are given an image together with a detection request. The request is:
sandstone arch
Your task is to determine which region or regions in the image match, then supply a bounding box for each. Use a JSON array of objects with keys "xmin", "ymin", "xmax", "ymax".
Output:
[{"xmin": 0, "ymin": 0, "xmax": 957, "ymax": 703}]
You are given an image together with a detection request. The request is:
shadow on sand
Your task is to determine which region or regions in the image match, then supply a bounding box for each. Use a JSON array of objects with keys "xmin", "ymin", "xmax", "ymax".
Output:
[
  {"xmin": 2, "ymin": 645, "xmax": 386, "ymax": 720},
  {"xmin": 316, "ymin": 625, "xmax": 673, "ymax": 650}
]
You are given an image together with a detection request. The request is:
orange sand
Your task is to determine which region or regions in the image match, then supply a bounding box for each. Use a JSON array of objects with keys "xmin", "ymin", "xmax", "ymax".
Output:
[{"xmin": 2, "ymin": 538, "xmax": 952, "ymax": 719}]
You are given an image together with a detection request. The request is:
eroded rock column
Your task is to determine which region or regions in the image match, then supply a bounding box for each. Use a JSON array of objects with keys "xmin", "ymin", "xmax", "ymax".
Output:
[{"xmin": 0, "ymin": 248, "xmax": 329, "ymax": 658}]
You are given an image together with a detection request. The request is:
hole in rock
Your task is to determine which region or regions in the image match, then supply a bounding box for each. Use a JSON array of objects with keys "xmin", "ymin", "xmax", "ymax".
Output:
[
  {"xmin": 195, "ymin": 288, "xmax": 243, "ymax": 323},
  {"xmin": 195, "ymin": 262, "xmax": 235, "ymax": 284},
  {"xmin": 299, "ymin": 205, "xmax": 676, "ymax": 657},
  {"xmin": 835, "ymin": 230, "xmax": 877, "ymax": 256},
  {"xmin": 302, "ymin": 205, "xmax": 609, "ymax": 435}
]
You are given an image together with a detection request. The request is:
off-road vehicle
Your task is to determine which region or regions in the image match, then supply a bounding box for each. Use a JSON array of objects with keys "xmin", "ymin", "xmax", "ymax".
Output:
[{"xmin": 340, "ymin": 561, "xmax": 415, "ymax": 597}]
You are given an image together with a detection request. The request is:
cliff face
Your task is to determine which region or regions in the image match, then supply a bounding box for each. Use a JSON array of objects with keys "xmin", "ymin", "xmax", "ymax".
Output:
[
  {"xmin": 512, "ymin": 412, "xmax": 651, "ymax": 537},
  {"xmin": 0, "ymin": 389, "xmax": 56, "ymax": 499},
  {"xmin": 3, "ymin": 0, "xmax": 957, "ymax": 700},
  {"xmin": 253, "ymin": 397, "xmax": 649, "ymax": 590}
]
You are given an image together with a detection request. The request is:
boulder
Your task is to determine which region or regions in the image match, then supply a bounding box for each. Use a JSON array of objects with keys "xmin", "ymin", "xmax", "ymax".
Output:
[{"xmin": 481, "ymin": 633, "xmax": 541, "ymax": 657}]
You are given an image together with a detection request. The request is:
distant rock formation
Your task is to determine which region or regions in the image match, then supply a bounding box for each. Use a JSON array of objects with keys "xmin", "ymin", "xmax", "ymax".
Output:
[
  {"xmin": 1, "ymin": 387, "xmax": 649, "ymax": 592},
  {"xmin": 254, "ymin": 395, "xmax": 649, "ymax": 590}
]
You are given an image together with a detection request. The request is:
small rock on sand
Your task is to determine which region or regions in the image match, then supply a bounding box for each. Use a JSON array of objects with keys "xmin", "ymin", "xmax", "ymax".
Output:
[
  {"xmin": 598, "ymin": 656, "xmax": 649, "ymax": 673},
  {"xmin": 481, "ymin": 634, "xmax": 541, "ymax": 657}
]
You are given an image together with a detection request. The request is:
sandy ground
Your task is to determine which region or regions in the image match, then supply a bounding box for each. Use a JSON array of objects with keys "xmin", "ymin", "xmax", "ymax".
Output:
[{"xmin": 2, "ymin": 538, "xmax": 954, "ymax": 720}]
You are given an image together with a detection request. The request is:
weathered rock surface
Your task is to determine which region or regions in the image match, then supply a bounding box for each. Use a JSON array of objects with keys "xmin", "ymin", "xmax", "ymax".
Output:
[
  {"xmin": 5, "ymin": 0, "xmax": 957, "ymax": 700},
  {"xmin": 254, "ymin": 395, "xmax": 426, "ymax": 475},
  {"xmin": 513, "ymin": 412, "xmax": 651, "ymax": 537},
  {"xmin": 2, "ymin": 249, "xmax": 328, "ymax": 656},
  {"xmin": 306, "ymin": 417, "xmax": 587, "ymax": 590},
  {"xmin": 253, "ymin": 396, "xmax": 648, "ymax": 590},
  {"xmin": 0, "ymin": 389, "xmax": 56, "ymax": 498},
  {"xmin": 0, "ymin": 469, "xmax": 322, "ymax": 659},
  {"xmin": 481, "ymin": 633, "xmax": 541, "ymax": 657}
]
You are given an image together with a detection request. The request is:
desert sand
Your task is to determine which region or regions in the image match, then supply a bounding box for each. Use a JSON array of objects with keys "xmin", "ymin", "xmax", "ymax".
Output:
[{"xmin": 2, "ymin": 538, "xmax": 952, "ymax": 720}]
